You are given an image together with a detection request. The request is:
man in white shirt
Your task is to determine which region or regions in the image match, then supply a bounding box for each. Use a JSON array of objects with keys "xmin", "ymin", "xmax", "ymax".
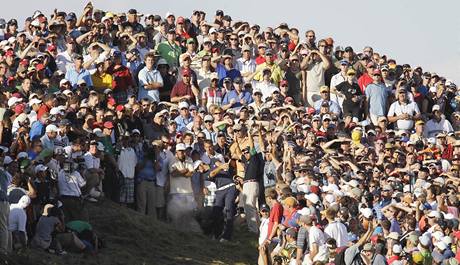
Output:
[
  {"xmin": 167, "ymin": 143, "xmax": 200, "ymax": 232},
  {"xmin": 155, "ymin": 136, "xmax": 175, "ymax": 220},
  {"xmin": 424, "ymin": 104, "xmax": 454, "ymax": 137},
  {"xmin": 387, "ymin": 88, "xmax": 421, "ymax": 131},
  {"xmin": 83, "ymin": 141, "xmax": 104, "ymax": 200},
  {"xmin": 297, "ymin": 214, "xmax": 326, "ymax": 264},
  {"xmin": 324, "ymin": 208, "xmax": 349, "ymax": 248},
  {"xmin": 236, "ymin": 45, "xmax": 256, "ymax": 83},
  {"xmin": 254, "ymin": 68, "xmax": 279, "ymax": 101},
  {"xmin": 330, "ymin": 60, "xmax": 349, "ymax": 107},
  {"xmin": 55, "ymin": 37, "xmax": 76, "ymax": 73},
  {"xmin": 118, "ymin": 138, "xmax": 138, "ymax": 204},
  {"xmin": 8, "ymin": 195, "xmax": 31, "ymax": 250},
  {"xmin": 57, "ymin": 163, "xmax": 88, "ymax": 221},
  {"xmin": 82, "ymin": 42, "xmax": 111, "ymax": 74}
]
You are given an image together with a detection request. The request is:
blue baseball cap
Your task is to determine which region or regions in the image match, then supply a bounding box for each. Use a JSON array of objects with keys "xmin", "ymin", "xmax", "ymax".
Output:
[{"xmin": 340, "ymin": 59, "xmax": 349, "ymax": 65}]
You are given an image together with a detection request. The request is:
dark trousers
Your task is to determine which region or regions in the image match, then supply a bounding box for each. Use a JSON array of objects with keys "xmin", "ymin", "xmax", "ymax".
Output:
[{"xmin": 212, "ymin": 186, "xmax": 237, "ymax": 240}]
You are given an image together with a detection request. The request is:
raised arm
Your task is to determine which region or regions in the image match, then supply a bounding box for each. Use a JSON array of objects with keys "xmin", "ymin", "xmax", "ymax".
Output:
[{"xmin": 314, "ymin": 50, "xmax": 331, "ymax": 70}]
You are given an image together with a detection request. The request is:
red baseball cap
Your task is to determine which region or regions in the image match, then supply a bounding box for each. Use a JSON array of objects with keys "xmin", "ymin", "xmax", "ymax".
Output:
[
  {"xmin": 103, "ymin": 121, "xmax": 114, "ymax": 129},
  {"xmin": 115, "ymin": 105, "xmax": 124, "ymax": 112},
  {"xmin": 182, "ymin": 68, "xmax": 191, "ymax": 77},
  {"xmin": 35, "ymin": 64, "xmax": 45, "ymax": 71},
  {"xmin": 47, "ymin": 44, "xmax": 56, "ymax": 52},
  {"xmin": 306, "ymin": 107, "xmax": 316, "ymax": 115},
  {"xmin": 284, "ymin": 97, "xmax": 294, "ymax": 103},
  {"xmin": 177, "ymin": 16, "xmax": 185, "ymax": 24},
  {"xmin": 280, "ymin": 80, "xmax": 288, "ymax": 86},
  {"xmin": 309, "ymin": 185, "xmax": 320, "ymax": 195},
  {"xmin": 5, "ymin": 50, "xmax": 15, "ymax": 57},
  {"xmin": 373, "ymin": 69, "xmax": 381, "ymax": 75},
  {"xmin": 107, "ymin": 97, "xmax": 116, "ymax": 106},
  {"xmin": 19, "ymin": 59, "xmax": 29, "ymax": 66}
]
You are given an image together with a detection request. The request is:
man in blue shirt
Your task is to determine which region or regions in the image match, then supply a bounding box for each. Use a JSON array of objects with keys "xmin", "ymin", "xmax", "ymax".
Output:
[
  {"xmin": 222, "ymin": 77, "xmax": 253, "ymax": 110},
  {"xmin": 373, "ymin": 184, "xmax": 393, "ymax": 221},
  {"xmin": 314, "ymin": 85, "xmax": 342, "ymax": 116},
  {"xmin": 365, "ymin": 69, "xmax": 390, "ymax": 125},
  {"xmin": 29, "ymin": 113, "xmax": 49, "ymax": 140},
  {"xmin": 137, "ymin": 52, "xmax": 164, "ymax": 102},
  {"xmin": 174, "ymin": 101, "xmax": 193, "ymax": 132},
  {"xmin": 65, "ymin": 53, "xmax": 93, "ymax": 88},
  {"xmin": 215, "ymin": 53, "xmax": 241, "ymax": 86}
]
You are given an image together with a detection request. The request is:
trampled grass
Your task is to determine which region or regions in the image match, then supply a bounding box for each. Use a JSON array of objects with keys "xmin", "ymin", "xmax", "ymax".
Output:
[{"xmin": 6, "ymin": 199, "xmax": 258, "ymax": 265}]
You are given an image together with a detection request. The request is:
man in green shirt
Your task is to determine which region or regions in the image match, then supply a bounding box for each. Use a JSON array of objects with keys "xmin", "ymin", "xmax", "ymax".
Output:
[{"xmin": 155, "ymin": 29, "xmax": 181, "ymax": 69}]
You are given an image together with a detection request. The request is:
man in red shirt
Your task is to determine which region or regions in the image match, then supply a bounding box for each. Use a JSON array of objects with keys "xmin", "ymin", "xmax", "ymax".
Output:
[
  {"xmin": 170, "ymin": 68, "xmax": 199, "ymax": 104},
  {"xmin": 176, "ymin": 16, "xmax": 191, "ymax": 40},
  {"xmin": 107, "ymin": 51, "xmax": 134, "ymax": 104},
  {"xmin": 255, "ymin": 43, "xmax": 267, "ymax": 65},
  {"xmin": 264, "ymin": 189, "xmax": 283, "ymax": 244},
  {"xmin": 37, "ymin": 94, "xmax": 55, "ymax": 120},
  {"xmin": 358, "ymin": 62, "xmax": 375, "ymax": 93}
]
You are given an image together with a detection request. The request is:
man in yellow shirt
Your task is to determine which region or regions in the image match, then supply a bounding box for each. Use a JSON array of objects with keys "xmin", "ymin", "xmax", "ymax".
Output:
[
  {"xmin": 251, "ymin": 49, "xmax": 284, "ymax": 86},
  {"xmin": 91, "ymin": 61, "xmax": 113, "ymax": 93}
]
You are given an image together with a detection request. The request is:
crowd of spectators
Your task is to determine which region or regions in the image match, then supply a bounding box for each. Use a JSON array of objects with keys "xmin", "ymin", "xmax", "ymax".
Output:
[{"xmin": 0, "ymin": 3, "xmax": 459, "ymax": 265}]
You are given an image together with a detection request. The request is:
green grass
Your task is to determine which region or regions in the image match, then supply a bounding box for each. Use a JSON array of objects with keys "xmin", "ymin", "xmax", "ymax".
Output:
[{"xmin": 6, "ymin": 199, "xmax": 258, "ymax": 265}]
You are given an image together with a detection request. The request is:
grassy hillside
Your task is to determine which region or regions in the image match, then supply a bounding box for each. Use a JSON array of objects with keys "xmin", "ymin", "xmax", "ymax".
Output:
[{"xmin": 7, "ymin": 199, "xmax": 258, "ymax": 265}]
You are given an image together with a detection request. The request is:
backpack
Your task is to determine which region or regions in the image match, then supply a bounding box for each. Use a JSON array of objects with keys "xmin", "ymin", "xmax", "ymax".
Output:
[{"xmin": 334, "ymin": 246, "xmax": 364, "ymax": 265}]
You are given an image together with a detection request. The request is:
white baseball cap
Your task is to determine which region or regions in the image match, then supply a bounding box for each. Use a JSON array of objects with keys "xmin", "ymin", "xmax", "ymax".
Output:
[
  {"xmin": 45, "ymin": 124, "xmax": 58, "ymax": 133},
  {"xmin": 428, "ymin": 210, "xmax": 441, "ymax": 219},
  {"xmin": 7, "ymin": 97, "xmax": 22, "ymax": 107},
  {"xmin": 360, "ymin": 208, "xmax": 373, "ymax": 219},
  {"xmin": 178, "ymin": 101, "xmax": 189, "ymax": 109},
  {"xmin": 305, "ymin": 193, "xmax": 319, "ymax": 204},
  {"xmin": 29, "ymin": 98, "xmax": 42, "ymax": 106},
  {"xmin": 392, "ymin": 244, "xmax": 402, "ymax": 254},
  {"xmin": 59, "ymin": 79, "xmax": 70, "ymax": 86},
  {"xmin": 176, "ymin": 143, "xmax": 186, "ymax": 151}
]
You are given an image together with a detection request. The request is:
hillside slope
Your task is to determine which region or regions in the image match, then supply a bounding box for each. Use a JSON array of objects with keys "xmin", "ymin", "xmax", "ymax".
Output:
[{"xmin": 7, "ymin": 199, "xmax": 258, "ymax": 265}]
